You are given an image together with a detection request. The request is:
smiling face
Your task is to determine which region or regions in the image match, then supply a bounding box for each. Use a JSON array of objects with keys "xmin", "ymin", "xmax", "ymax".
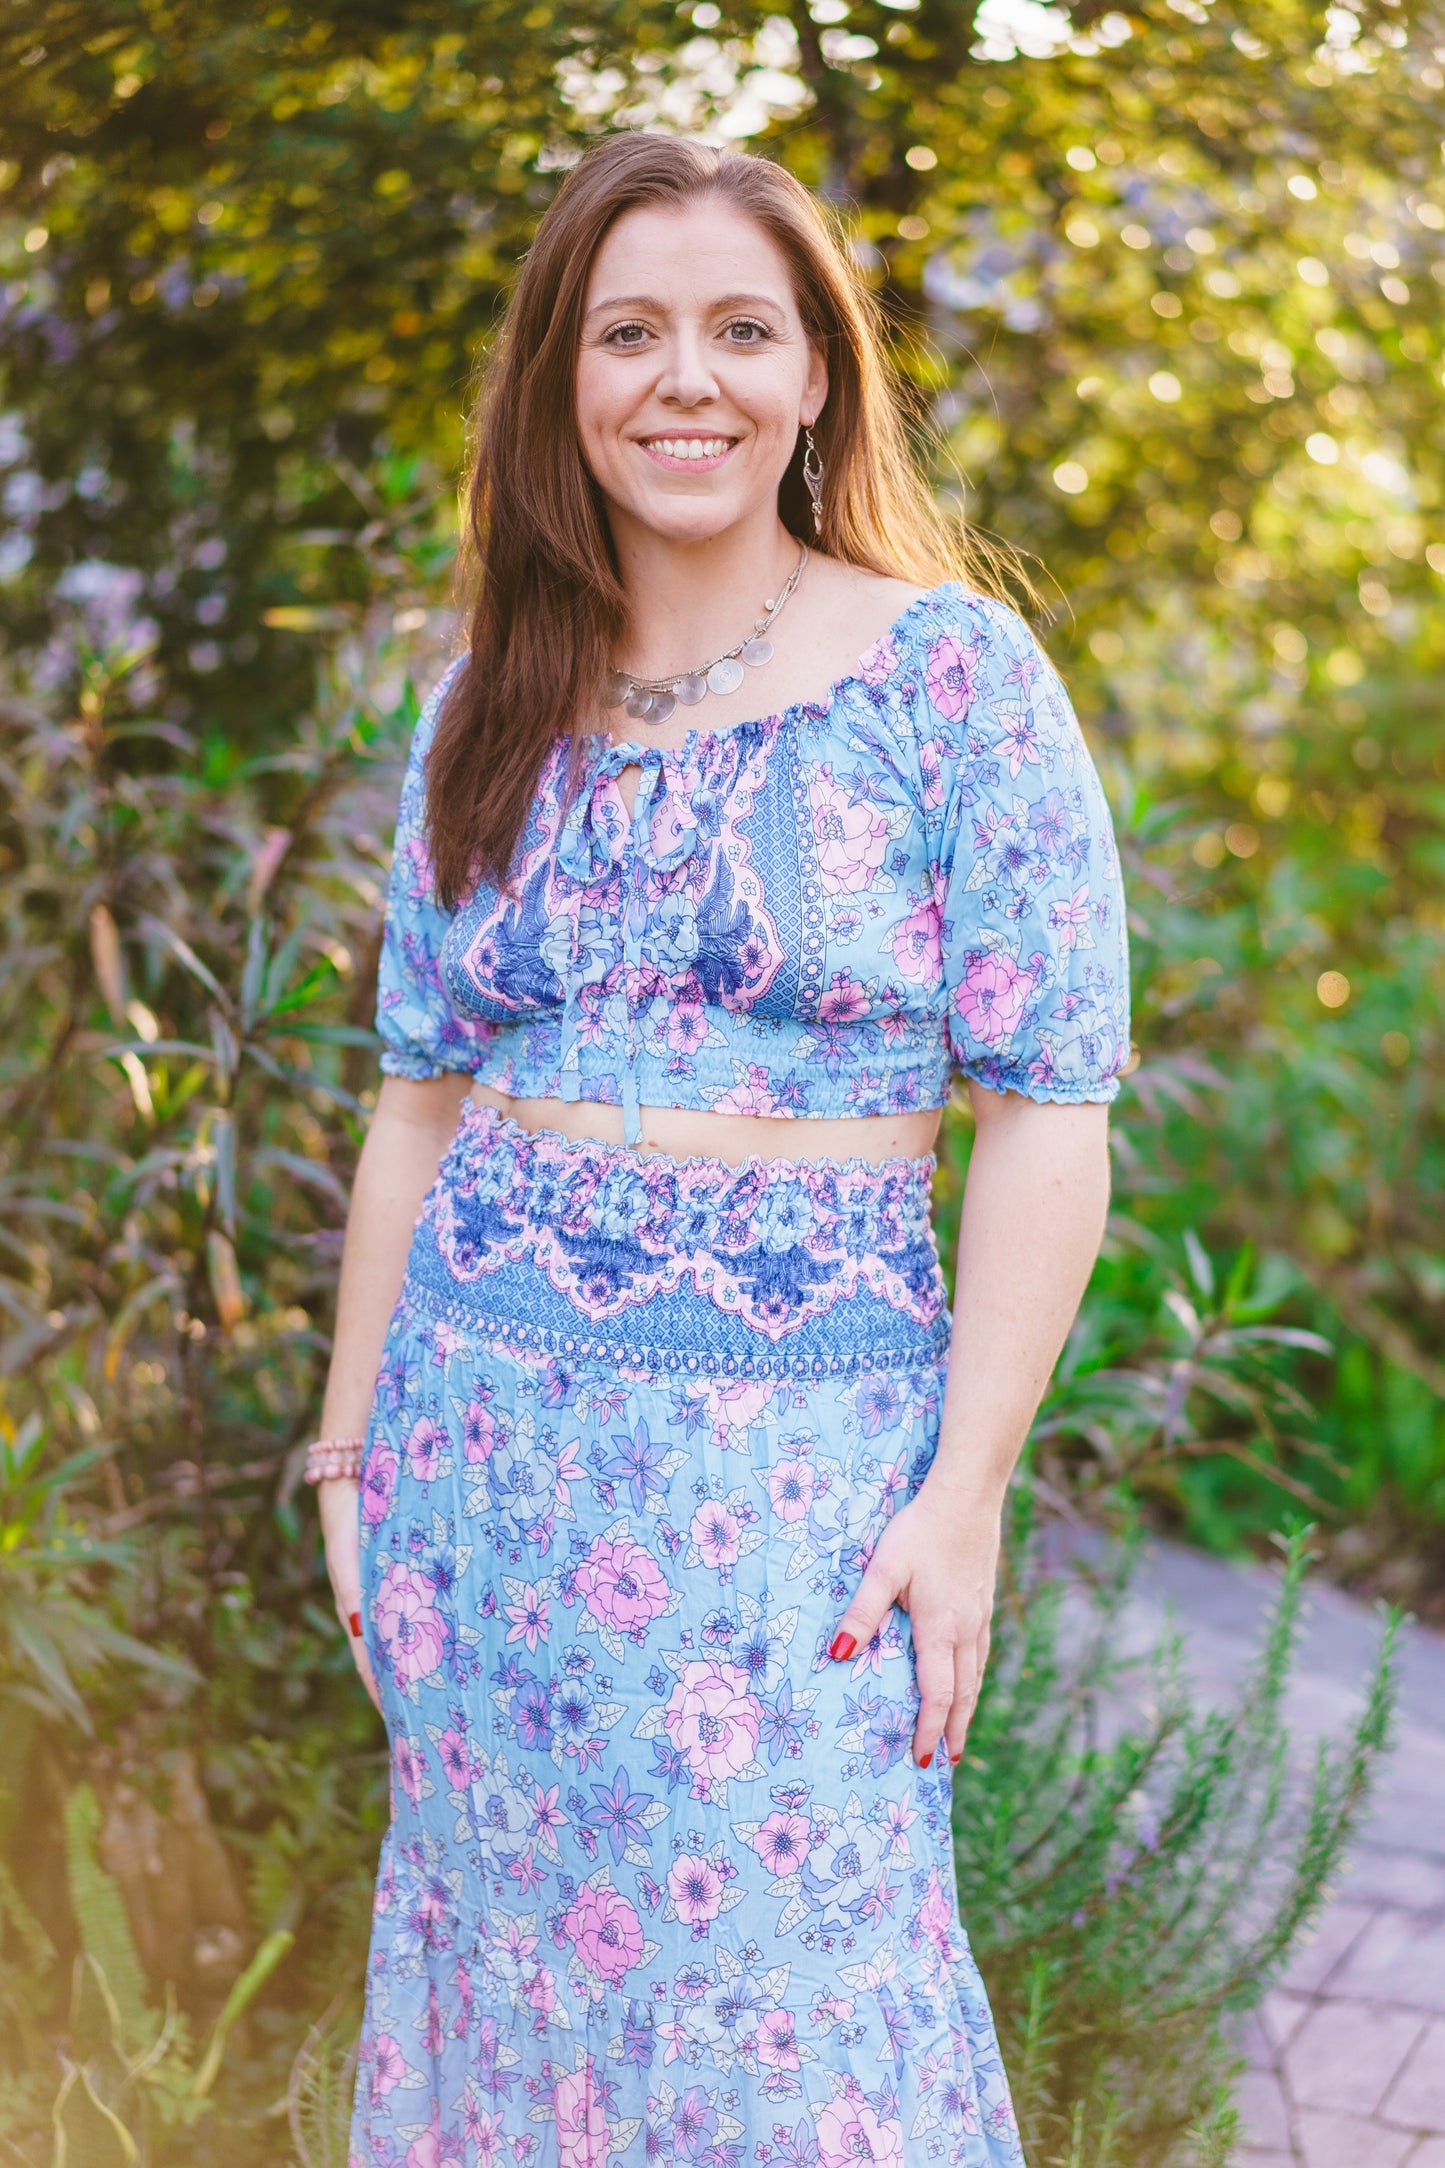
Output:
[{"xmin": 575, "ymin": 197, "xmax": 828, "ymax": 552}]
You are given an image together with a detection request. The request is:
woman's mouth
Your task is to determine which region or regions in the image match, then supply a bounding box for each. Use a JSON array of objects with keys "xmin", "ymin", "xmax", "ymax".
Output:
[{"xmin": 637, "ymin": 434, "xmax": 737, "ymax": 473}]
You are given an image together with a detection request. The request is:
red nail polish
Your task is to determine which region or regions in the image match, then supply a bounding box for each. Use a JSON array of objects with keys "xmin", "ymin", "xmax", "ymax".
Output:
[
  {"xmin": 349, "ymin": 1610, "xmax": 363, "ymax": 1639},
  {"xmin": 950, "ymin": 1752, "xmax": 962, "ymax": 1766},
  {"xmin": 828, "ymin": 1632, "xmax": 857, "ymax": 1662},
  {"xmin": 918, "ymin": 1752, "xmax": 933, "ymax": 1769}
]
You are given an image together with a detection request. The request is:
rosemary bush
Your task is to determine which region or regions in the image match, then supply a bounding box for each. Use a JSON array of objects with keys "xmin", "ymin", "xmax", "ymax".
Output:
[{"xmin": 957, "ymin": 1514, "xmax": 1396, "ymax": 2167}]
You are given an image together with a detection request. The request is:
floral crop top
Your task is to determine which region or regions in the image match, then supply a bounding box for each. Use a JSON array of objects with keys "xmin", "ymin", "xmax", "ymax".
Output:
[{"xmin": 377, "ymin": 583, "xmax": 1130, "ymax": 1143}]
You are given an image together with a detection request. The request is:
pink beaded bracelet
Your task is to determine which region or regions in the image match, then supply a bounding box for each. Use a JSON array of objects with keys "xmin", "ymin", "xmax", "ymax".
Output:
[{"xmin": 304, "ymin": 1436, "xmax": 366, "ymax": 1485}]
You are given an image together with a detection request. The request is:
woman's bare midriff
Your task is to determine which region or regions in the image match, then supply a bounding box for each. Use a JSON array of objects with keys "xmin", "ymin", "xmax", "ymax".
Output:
[{"xmin": 469, "ymin": 1082, "xmax": 942, "ymax": 1167}]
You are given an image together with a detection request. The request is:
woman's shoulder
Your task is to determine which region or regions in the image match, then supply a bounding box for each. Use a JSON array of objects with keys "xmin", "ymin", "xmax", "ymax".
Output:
[
  {"xmin": 841, "ymin": 579, "xmax": 1057, "ymax": 719},
  {"xmin": 905, "ymin": 580, "xmax": 1054, "ymax": 661}
]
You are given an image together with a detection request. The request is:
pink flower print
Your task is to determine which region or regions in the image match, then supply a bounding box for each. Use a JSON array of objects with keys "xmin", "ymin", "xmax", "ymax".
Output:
[
  {"xmin": 858, "ymin": 630, "xmax": 900, "ymax": 686},
  {"xmin": 664, "ymin": 1661, "xmax": 760, "ymax": 1792},
  {"xmin": 393, "ymin": 1733, "xmax": 427, "ymax": 1805},
  {"xmin": 437, "ymin": 1726, "xmax": 472, "ymax": 1790},
  {"xmin": 882, "ymin": 1792, "xmax": 918, "ymax": 1856},
  {"xmin": 914, "ymin": 2044, "xmax": 982, "ymax": 2137},
  {"xmin": 529, "ymin": 1779, "xmax": 567, "ymax": 1848},
  {"xmin": 690, "ymin": 1499, "xmax": 741, "ymax": 1570},
  {"xmin": 497, "ymin": 1915, "xmax": 540, "ymax": 1970},
  {"xmin": 995, "ymin": 704, "xmax": 1042, "ymax": 778},
  {"xmin": 361, "ymin": 1443, "xmax": 398, "ymax": 1528},
  {"xmin": 553, "ymin": 2064, "xmax": 609, "ymax": 2168},
  {"xmin": 916, "ymin": 1865, "xmax": 959, "ymax": 1967},
  {"xmin": 1048, "ymin": 882, "xmax": 1092, "ymax": 952},
  {"xmin": 564, "ymin": 1882, "xmax": 645, "ymax": 1986},
  {"xmin": 818, "ymin": 970, "xmax": 871, "ymax": 1025},
  {"xmin": 755, "ymin": 2007, "xmax": 801, "ymax": 2070},
  {"xmin": 666, "ymin": 999, "xmax": 708, "ymax": 1056},
  {"xmin": 553, "ymin": 1436, "xmax": 586, "ymax": 1512},
  {"xmin": 504, "ymin": 1581, "xmax": 552, "ymax": 1651},
  {"xmin": 888, "ymin": 900, "xmax": 943, "ymax": 987},
  {"xmin": 766, "ymin": 1458, "xmax": 815, "ymax": 1523},
  {"xmin": 462, "ymin": 1399, "xmax": 502, "ymax": 1465},
  {"xmin": 708, "ymin": 1380, "xmax": 776, "ymax": 1445},
  {"xmin": 667, "ymin": 1851, "xmax": 725, "ymax": 1926},
  {"xmin": 374, "ymin": 1561, "xmax": 446, "ymax": 1685},
  {"xmin": 925, "ymin": 633, "xmax": 980, "ymax": 722},
  {"xmin": 573, "ymin": 1533, "xmax": 671, "ymax": 1634},
  {"xmin": 816, "ymin": 2087, "xmax": 904, "ymax": 2168},
  {"xmin": 399, "ymin": 833, "xmax": 435, "ymax": 905},
  {"xmin": 405, "ymin": 2114, "xmax": 464, "ymax": 2168},
  {"xmin": 370, "ymin": 2032, "xmax": 407, "ymax": 2098},
  {"xmin": 809, "ymin": 766, "xmax": 891, "ymax": 895},
  {"xmin": 526, "ymin": 1962, "xmax": 559, "ymax": 2018},
  {"xmin": 954, "ymin": 953, "xmax": 1036, "ymax": 1048},
  {"xmin": 465, "ymin": 2106, "xmax": 506, "ymax": 2168},
  {"xmin": 710, "ymin": 1064, "xmax": 781, "ymax": 1116},
  {"xmin": 508, "ymin": 1846, "xmax": 548, "ymax": 1899},
  {"xmin": 750, "ymin": 1810, "xmax": 812, "ymax": 1874},
  {"xmin": 1028, "ymin": 1041, "xmax": 1058, "ymax": 1092},
  {"xmin": 430, "ymin": 1318, "xmax": 467, "ymax": 1366},
  {"xmin": 405, "ymin": 1416, "xmax": 445, "ymax": 1481}
]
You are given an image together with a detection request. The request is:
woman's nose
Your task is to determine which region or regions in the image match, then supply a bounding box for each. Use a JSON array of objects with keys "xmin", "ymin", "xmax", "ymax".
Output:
[{"xmin": 655, "ymin": 330, "xmax": 720, "ymax": 410}]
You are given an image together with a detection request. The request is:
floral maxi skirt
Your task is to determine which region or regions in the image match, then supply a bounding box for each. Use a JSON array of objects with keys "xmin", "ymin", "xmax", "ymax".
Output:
[{"xmin": 352, "ymin": 1103, "xmax": 1024, "ymax": 2168}]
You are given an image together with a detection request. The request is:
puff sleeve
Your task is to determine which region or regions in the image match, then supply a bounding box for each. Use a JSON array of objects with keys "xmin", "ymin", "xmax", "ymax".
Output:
[
  {"xmin": 923, "ymin": 591, "xmax": 1130, "ymax": 1102},
  {"xmin": 375, "ymin": 660, "xmax": 497, "ymax": 1080}
]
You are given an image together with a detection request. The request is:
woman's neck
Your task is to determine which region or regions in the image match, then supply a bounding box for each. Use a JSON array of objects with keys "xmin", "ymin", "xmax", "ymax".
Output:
[{"xmin": 610, "ymin": 510, "xmax": 805, "ymax": 681}]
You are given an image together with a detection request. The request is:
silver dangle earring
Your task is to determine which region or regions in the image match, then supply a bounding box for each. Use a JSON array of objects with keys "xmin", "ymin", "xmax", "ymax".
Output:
[{"xmin": 802, "ymin": 427, "xmax": 824, "ymax": 537}]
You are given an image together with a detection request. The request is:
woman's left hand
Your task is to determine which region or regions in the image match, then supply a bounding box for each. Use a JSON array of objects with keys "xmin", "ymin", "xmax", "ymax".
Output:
[{"xmin": 827, "ymin": 1477, "xmax": 1002, "ymax": 1768}]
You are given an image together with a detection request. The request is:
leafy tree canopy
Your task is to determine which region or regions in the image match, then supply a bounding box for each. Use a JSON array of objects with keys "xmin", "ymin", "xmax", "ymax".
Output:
[{"xmin": 3, "ymin": 0, "xmax": 1443, "ymax": 725}]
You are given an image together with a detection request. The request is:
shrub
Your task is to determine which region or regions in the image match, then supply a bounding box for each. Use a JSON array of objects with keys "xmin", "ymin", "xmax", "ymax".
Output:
[{"xmin": 957, "ymin": 1515, "xmax": 1396, "ymax": 2166}]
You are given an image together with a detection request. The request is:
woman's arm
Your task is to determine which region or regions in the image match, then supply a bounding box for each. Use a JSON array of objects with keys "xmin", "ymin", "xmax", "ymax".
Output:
[
  {"xmin": 828, "ymin": 1088, "xmax": 1112, "ymax": 1765},
  {"xmin": 317, "ymin": 1073, "xmax": 472, "ymax": 1709}
]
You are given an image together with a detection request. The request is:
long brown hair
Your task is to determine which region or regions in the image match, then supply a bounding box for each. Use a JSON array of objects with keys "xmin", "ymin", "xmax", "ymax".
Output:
[{"xmin": 427, "ymin": 132, "xmax": 1012, "ymax": 905}]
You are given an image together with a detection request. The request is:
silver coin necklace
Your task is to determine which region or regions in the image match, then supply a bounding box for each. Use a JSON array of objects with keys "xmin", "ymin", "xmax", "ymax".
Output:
[{"xmin": 606, "ymin": 544, "xmax": 809, "ymax": 727}]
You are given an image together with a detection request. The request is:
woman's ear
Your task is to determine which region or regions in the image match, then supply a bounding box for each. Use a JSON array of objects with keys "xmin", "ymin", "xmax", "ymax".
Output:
[{"xmin": 801, "ymin": 345, "xmax": 829, "ymax": 430}]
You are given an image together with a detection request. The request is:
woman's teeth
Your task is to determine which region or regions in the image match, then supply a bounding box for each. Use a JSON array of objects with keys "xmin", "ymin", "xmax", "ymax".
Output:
[{"xmin": 650, "ymin": 438, "xmax": 731, "ymax": 460}]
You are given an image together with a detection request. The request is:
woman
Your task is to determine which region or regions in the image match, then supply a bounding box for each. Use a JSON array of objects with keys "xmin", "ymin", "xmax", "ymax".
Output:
[{"xmin": 315, "ymin": 133, "xmax": 1128, "ymax": 2168}]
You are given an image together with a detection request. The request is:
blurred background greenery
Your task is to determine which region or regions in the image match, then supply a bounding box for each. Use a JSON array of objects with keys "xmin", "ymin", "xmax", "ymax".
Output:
[{"xmin": 0, "ymin": 0, "xmax": 1438, "ymax": 2159}]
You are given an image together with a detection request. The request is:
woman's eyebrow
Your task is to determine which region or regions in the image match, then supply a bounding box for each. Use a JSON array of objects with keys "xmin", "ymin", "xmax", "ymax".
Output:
[
  {"xmin": 584, "ymin": 293, "xmax": 663, "ymax": 316},
  {"xmin": 582, "ymin": 290, "xmax": 787, "ymax": 318}
]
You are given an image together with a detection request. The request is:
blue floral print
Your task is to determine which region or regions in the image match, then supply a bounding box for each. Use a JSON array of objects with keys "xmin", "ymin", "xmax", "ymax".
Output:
[
  {"xmin": 376, "ymin": 586, "xmax": 1129, "ymax": 1143},
  {"xmin": 351, "ymin": 1108, "xmax": 1027, "ymax": 2168}
]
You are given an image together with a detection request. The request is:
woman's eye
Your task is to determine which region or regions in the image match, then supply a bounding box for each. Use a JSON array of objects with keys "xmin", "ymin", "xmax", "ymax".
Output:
[
  {"xmin": 724, "ymin": 319, "xmax": 771, "ymax": 345},
  {"xmin": 605, "ymin": 321, "xmax": 651, "ymax": 347}
]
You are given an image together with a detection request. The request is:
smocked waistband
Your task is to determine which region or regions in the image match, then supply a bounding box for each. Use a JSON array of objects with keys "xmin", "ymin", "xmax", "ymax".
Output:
[{"xmin": 400, "ymin": 1104, "xmax": 948, "ymax": 1370}]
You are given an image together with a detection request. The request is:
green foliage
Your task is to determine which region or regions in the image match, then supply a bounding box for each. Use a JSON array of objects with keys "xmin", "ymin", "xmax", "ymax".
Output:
[
  {"xmin": 63, "ymin": 1786, "xmax": 153, "ymax": 2057},
  {"xmin": 0, "ymin": 604, "xmax": 399, "ymax": 2158},
  {"xmin": 52, "ymin": 1781, "xmax": 295, "ymax": 2164},
  {"xmin": 957, "ymin": 1521, "xmax": 1398, "ymax": 2165},
  {"xmin": 286, "ymin": 2009, "xmax": 361, "ymax": 2168},
  {"xmin": 0, "ymin": 1415, "xmax": 195, "ymax": 1734}
]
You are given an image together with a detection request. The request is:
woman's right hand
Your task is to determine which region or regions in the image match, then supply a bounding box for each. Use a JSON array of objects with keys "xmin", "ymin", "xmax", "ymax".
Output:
[{"xmin": 318, "ymin": 1476, "xmax": 382, "ymax": 1715}]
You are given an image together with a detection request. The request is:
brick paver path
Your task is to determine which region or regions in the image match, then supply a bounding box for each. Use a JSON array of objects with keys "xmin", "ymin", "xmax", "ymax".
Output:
[{"xmin": 1124, "ymin": 1541, "xmax": 1445, "ymax": 2167}]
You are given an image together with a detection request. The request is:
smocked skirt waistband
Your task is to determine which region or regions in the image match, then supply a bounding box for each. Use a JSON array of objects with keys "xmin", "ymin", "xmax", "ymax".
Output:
[{"xmin": 401, "ymin": 1102, "xmax": 949, "ymax": 1380}]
